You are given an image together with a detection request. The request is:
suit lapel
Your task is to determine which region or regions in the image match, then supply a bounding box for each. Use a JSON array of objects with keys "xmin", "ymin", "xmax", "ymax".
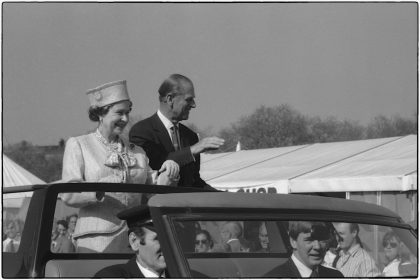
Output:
[
  {"xmin": 178, "ymin": 124, "xmax": 189, "ymax": 148},
  {"xmin": 126, "ymin": 257, "xmax": 144, "ymax": 277},
  {"xmin": 287, "ymin": 258, "xmax": 302, "ymax": 277},
  {"xmin": 151, "ymin": 113, "xmax": 175, "ymax": 152}
]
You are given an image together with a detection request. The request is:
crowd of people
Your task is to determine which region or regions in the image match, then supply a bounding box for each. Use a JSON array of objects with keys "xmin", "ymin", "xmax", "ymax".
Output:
[
  {"xmin": 193, "ymin": 222, "xmax": 270, "ymax": 253},
  {"xmin": 190, "ymin": 221, "xmax": 416, "ymax": 278},
  {"xmin": 50, "ymin": 214, "xmax": 79, "ymax": 253}
]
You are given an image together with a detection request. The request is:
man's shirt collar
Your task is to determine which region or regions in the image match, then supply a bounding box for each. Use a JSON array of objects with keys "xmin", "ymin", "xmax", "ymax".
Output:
[
  {"xmin": 341, "ymin": 243, "xmax": 361, "ymax": 257},
  {"xmin": 136, "ymin": 259, "xmax": 164, "ymax": 278},
  {"xmin": 157, "ymin": 110, "xmax": 176, "ymax": 129},
  {"xmin": 291, "ymin": 253, "xmax": 313, "ymax": 277}
]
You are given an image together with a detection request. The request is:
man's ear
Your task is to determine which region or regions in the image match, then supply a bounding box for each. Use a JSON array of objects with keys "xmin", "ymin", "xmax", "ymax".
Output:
[
  {"xmin": 129, "ymin": 232, "xmax": 140, "ymax": 251},
  {"xmin": 166, "ymin": 93, "xmax": 174, "ymax": 104},
  {"xmin": 290, "ymin": 237, "xmax": 297, "ymax": 250}
]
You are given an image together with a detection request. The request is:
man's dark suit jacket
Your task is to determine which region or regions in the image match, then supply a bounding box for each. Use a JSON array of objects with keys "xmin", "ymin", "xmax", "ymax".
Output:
[
  {"xmin": 129, "ymin": 113, "xmax": 208, "ymax": 188},
  {"xmin": 265, "ymin": 258, "xmax": 344, "ymax": 278},
  {"xmin": 94, "ymin": 257, "xmax": 144, "ymax": 278}
]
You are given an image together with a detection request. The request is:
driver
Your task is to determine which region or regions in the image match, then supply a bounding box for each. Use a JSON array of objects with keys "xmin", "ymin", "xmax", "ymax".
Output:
[{"xmin": 95, "ymin": 206, "xmax": 166, "ymax": 278}]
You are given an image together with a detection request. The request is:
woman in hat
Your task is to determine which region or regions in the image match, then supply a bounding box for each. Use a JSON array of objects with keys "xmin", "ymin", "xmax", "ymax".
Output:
[{"xmin": 60, "ymin": 80, "xmax": 179, "ymax": 253}]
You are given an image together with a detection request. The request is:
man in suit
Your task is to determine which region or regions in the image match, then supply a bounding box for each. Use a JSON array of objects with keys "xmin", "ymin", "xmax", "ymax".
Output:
[
  {"xmin": 95, "ymin": 206, "xmax": 167, "ymax": 278},
  {"xmin": 129, "ymin": 74, "xmax": 224, "ymax": 188},
  {"xmin": 265, "ymin": 221, "xmax": 343, "ymax": 278}
]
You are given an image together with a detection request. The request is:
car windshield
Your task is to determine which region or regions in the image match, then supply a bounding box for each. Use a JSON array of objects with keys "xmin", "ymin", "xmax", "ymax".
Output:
[{"xmin": 172, "ymin": 220, "xmax": 417, "ymax": 278}]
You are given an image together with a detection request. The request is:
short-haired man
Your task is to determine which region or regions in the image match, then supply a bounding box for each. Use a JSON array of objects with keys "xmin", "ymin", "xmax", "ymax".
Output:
[
  {"xmin": 129, "ymin": 74, "xmax": 224, "ymax": 188},
  {"xmin": 95, "ymin": 206, "xmax": 166, "ymax": 278},
  {"xmin": 333, "ymin": 222, "xmax": 380, "ymax": 277},
  {"xmin": 3, "ymin": 220, "xmax": 21, "ymax": 253},
  {"xmin": 265, "ymin": 221, "xmax": 343, "ymax": 278},
  {"xmin": 220, "ymin": 222, "xmax": 243, "ymax": 252}
]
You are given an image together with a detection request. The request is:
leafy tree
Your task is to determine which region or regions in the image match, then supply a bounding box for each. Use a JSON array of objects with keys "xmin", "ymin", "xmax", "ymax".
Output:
[
  {"xmin": 4, "ymin": 141, "xmax": 63, "ymax": 183},
  {"xmin": 307, "ymin": 117, "xmax": 365, "ymax": 143},
  {"xmin": 366, "ymin": 115, "xmax": 417, "ymax": 139},
  {"xmin": 219, "ymin": 105, "xmax": 310, "ymax": 150},
  {"xmin": 217, "ymin": 105, "xmax": 416, "ymax": 151}
]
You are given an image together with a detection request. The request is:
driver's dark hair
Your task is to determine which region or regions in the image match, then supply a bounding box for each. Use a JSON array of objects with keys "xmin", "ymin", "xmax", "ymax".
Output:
[
  {"xmin": 158, "ymin": 74, "xmax": 193, "ymax": 102},
  {"xmin": 288, "ymin": 221, "xmax": 328, "ymax": 240}
]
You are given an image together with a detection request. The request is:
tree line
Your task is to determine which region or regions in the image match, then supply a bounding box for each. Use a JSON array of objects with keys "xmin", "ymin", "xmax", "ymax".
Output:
[{"xmin": 4, "ymin": 104, "xmax": 417, "ymax": 182}]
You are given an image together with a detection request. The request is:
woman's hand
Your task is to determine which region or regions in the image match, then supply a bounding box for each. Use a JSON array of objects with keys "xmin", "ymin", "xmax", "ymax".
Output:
[{"xmin": 159, "ymin": 160, "xmax": 180, "ymax": 180}]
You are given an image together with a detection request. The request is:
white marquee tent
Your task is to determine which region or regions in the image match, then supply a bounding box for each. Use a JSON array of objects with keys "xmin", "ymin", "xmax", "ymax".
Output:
[
  {"xmin": 201, "ymin": 135, "xmax": 417, "ymax": 227},
  {"xmin": 3, "ymin": 155, "xmax": 45, "ymax": 188},
  {"xmin": 3, "ymin": 155, "xmax": 46, "ymax": 221}
]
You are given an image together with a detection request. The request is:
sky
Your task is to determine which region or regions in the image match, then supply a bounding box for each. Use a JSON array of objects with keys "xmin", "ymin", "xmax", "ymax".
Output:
[{"xmin": 2, "ymin": 2, "xmax": 418, "ymax": 146}]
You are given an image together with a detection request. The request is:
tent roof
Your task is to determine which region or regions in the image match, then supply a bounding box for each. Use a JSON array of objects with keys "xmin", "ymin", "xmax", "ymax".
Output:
[
  {"xmin": 3, "ymin": 155, "xmax": 45, "ymax": 188},
  {"xmin": 201, "ymin": 135, "xmax": 417, "ymax": 193}
]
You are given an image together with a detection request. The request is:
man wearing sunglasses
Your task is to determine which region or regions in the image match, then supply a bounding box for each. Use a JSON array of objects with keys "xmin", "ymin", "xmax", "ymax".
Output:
[
  {"xmin": 333, "ymin": 223, "xmax": 380, "ymax": 277},
  {"xmin": 194, "ymin": 230, "xmax": 213, "ymax": 253}
]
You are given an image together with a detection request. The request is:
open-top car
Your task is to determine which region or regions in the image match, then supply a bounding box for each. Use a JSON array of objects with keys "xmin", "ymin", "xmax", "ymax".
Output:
[{"xmin": 2, "ymin": 183, "xmax": 417, "ymax": 278}]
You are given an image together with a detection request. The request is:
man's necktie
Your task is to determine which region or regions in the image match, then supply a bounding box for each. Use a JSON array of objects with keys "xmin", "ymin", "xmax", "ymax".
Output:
[
  {"xmin": 332, "ymin": 253, "xmax": 340, "ymax": 268},
  {"xmin": 8, "ymin": 240, "xmax": 15, "ymax": 253},
  {"xmin": 171, "ymin": 125, "xmax": 181, "ymax": 151},
  {"xmin": 309, "ymin": 268, "xmax": 319, "ymax": 278}
]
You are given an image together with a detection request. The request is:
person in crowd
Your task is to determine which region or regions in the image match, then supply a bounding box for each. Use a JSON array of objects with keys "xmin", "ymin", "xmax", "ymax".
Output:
[
  {"xmin": 129, "ymin": 74, "xmax": 224, "ymax": 188},
  {"xmin": 219, "ymin": 222, "xmax": 244, "ymax": 252},
  {"xmin": 265, "ymin": 221, "xmax": 343, "ymax": 278},
  {"xmin": 51, "ymin": 220, "xmax": 75, "ymax": 253},
  {"xmin": 257, "ymin": 222, "xmax": 270, "ymax": 252},
  {"xmin": 66, "ymin": 214, "xmax": 78, "ymax": 246},
  {"xmin": 61, "ymin": 80, "xmax": 179, "ymax": 253},
  {"xmin": 3, "ymin": 220, "xmax": 21, "ymax": 253},
  {"xmin": 67, "ymin": 214, "xmax": 78, "ymax": 239},
  {"xmin": 382, "ymin": 231, "xmax": 402, "ymax": 276},
  {"xmin": 195, "ymin": 230, "xmax": 213, "ymax": 253},
  {"xmin": 95, "ymin": 205, "xmax": 167, "ymax": 278},
  {"xmin": 322, "ymin": 226, "xmax": 339, "ymax": 268},
  {"xmin": 381, "ymin": 231, "xmax": 416, "ymax": 277},
  {"xmin": 397, "ymin": 242, "xmax": 417, "ymax": 277},
  {"xmin": 333, "ymin": 222, "xmax": 380, "ymax": 277}
]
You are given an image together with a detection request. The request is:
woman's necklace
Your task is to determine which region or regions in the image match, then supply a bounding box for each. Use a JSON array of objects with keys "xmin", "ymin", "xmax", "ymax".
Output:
[{"xmin": 95, "ymin": 129, "xmax": 130, "ymax": 182}]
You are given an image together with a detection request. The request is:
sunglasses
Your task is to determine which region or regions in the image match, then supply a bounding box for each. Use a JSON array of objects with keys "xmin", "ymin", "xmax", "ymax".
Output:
[
  {"xmin": 195, "ymin": 239, "xmax": 209, "ymax": 245},
  {"xmin": 383, "ymin": 242, "xmax": 398, "ymax": 248}
]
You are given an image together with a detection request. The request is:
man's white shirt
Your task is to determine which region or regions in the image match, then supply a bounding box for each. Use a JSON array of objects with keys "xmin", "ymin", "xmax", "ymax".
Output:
[
  {"xmin": 291, "ymin": 253, "xmax": 313, "ymax": 278},
  {"xmin": 136, "ymin": 259, "xmax": 164, "ymax": 278},
  {"xmin": 157, "ymin": 110, "xmax": 177, "ymax": 143}
]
